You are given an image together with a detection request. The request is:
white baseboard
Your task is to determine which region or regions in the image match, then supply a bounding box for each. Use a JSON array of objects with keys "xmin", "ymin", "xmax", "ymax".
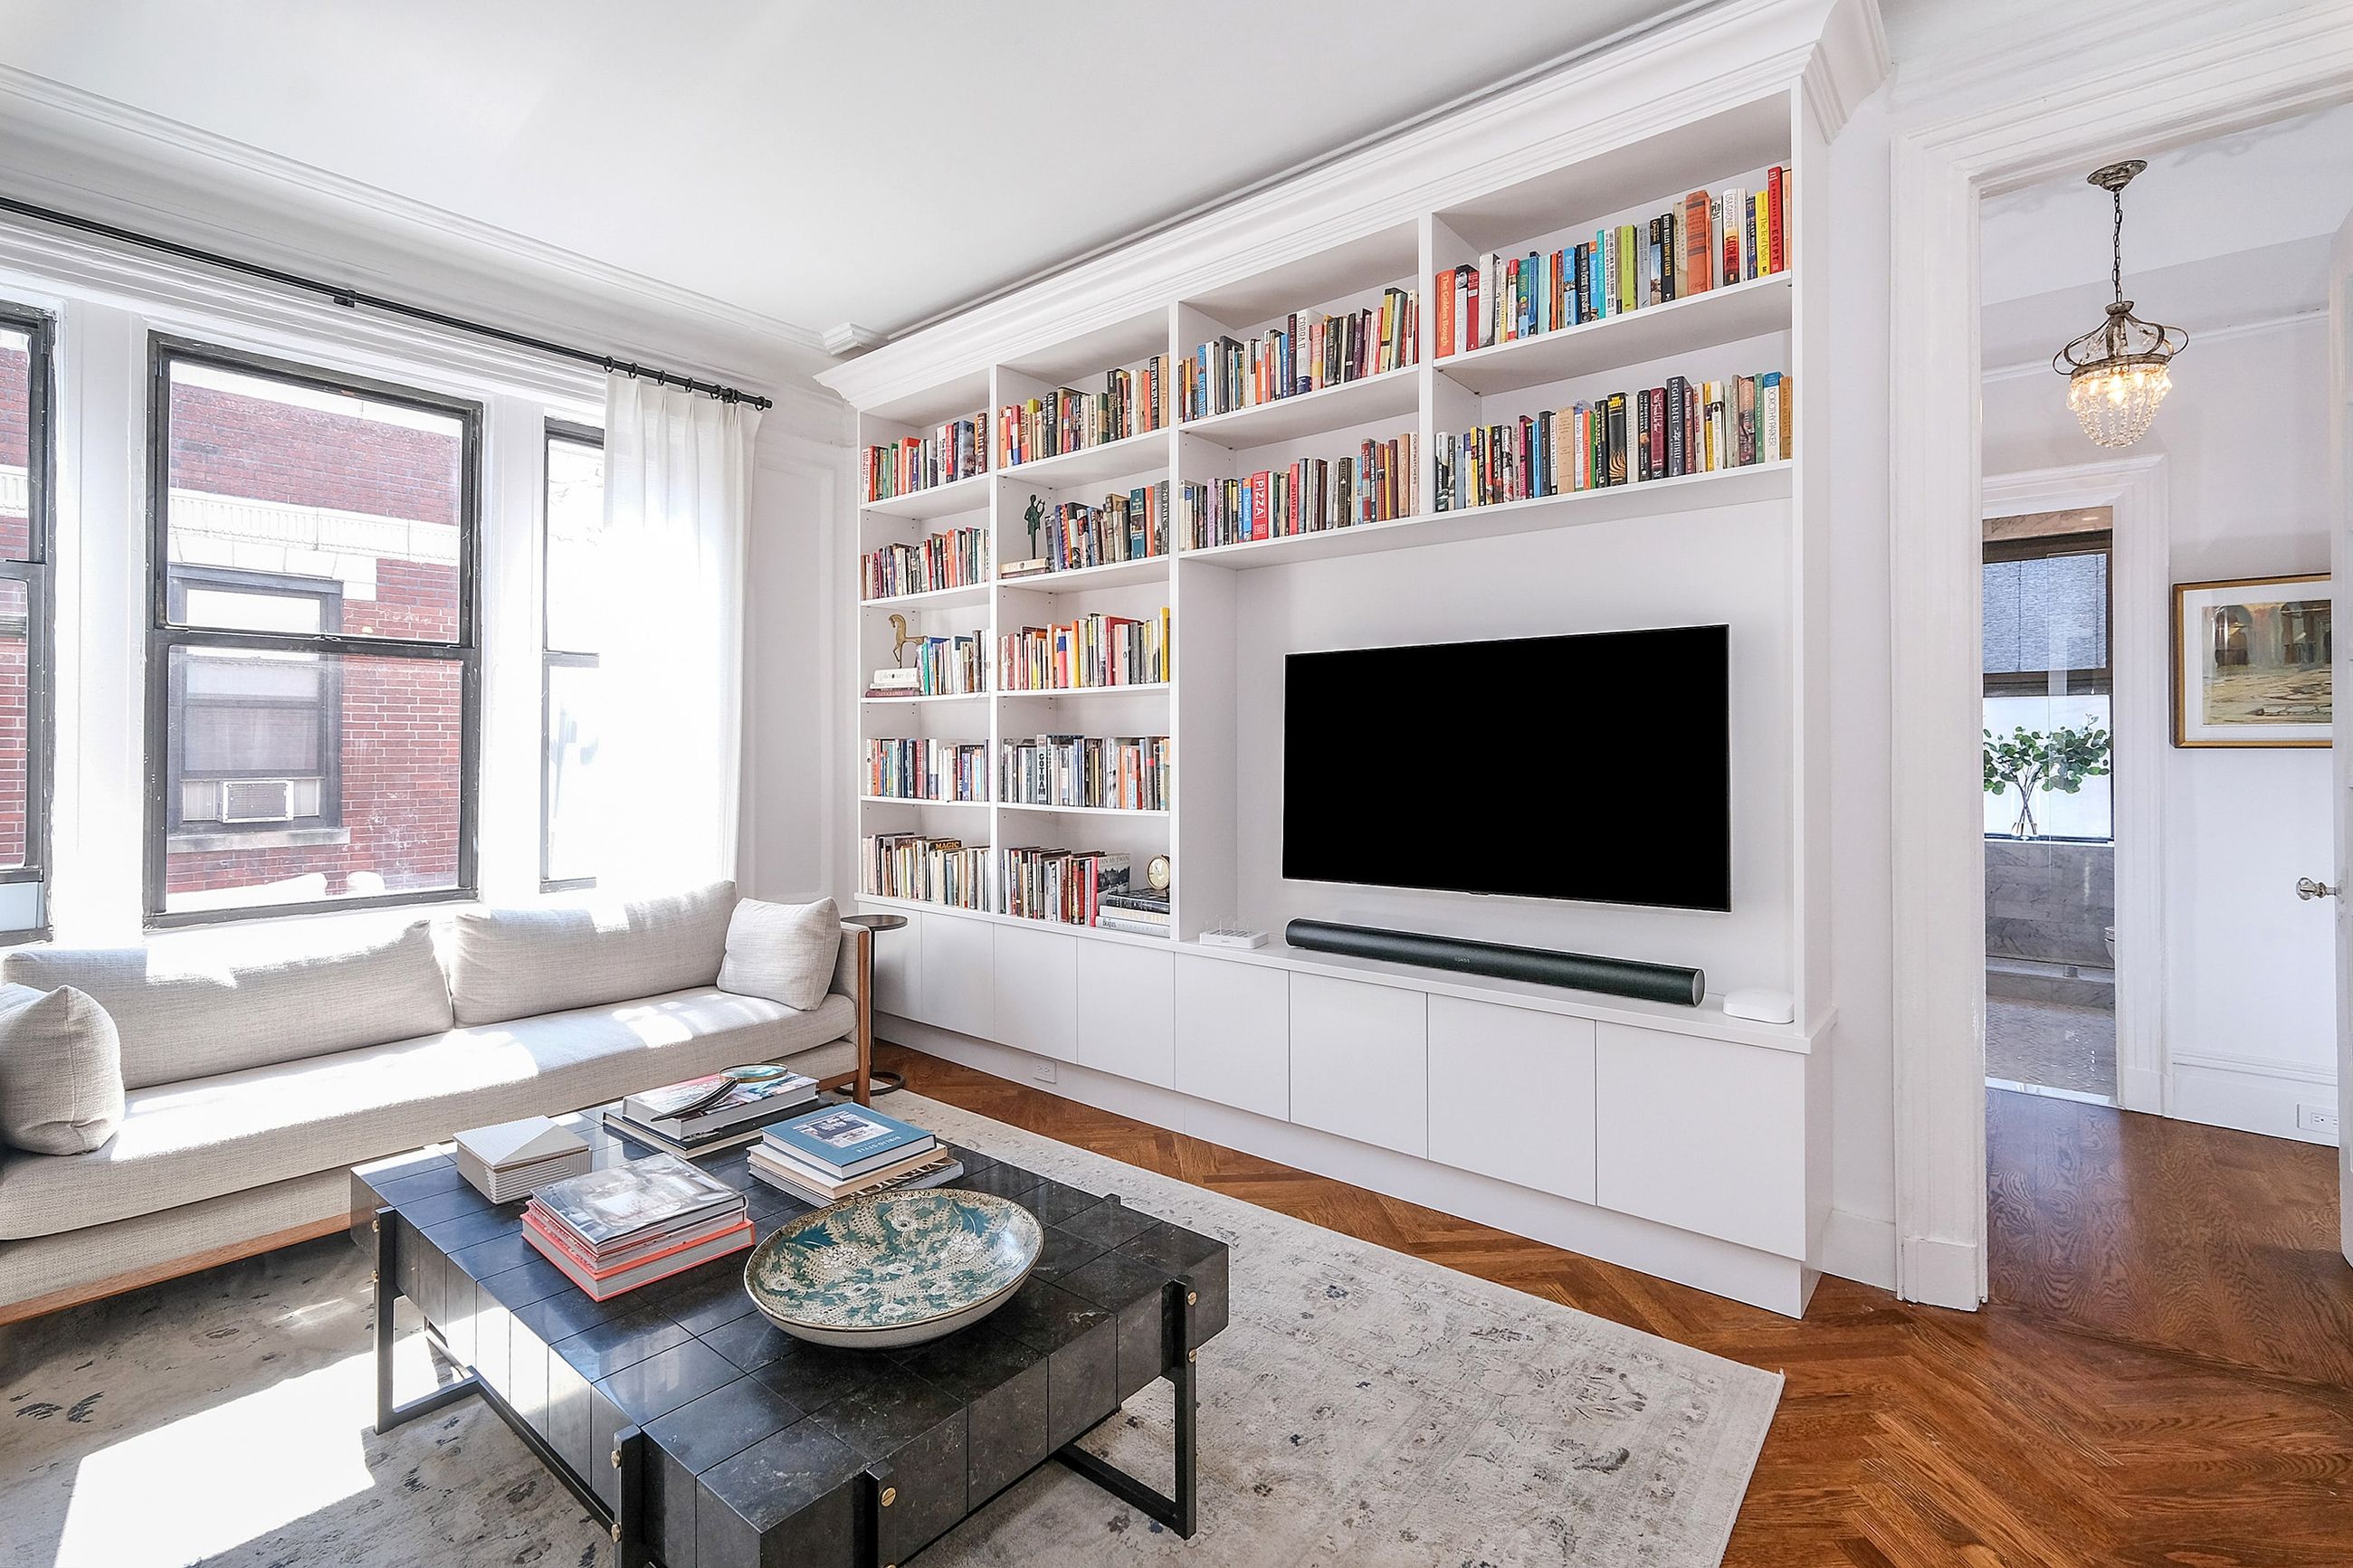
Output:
[
  {"xmin": 1819, "ymin": 1208, "xmax": 1897, "ymax": 1291},
  {"xmin": 884, "ymin": 1013, "xmax": 1829, "ymax": 1316},
  {"xmin": 2168, "ymin": 1058, "xmax": 2339, "ymax": 1147},
  {"xmin": 1900, "ymin": 1233, "xmax": 1983, "ymax": 1311}
]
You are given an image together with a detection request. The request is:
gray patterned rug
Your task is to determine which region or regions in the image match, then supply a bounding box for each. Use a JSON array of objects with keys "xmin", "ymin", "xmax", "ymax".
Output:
[{"xmin": 0, "ymin": 1093, "xmax": 1778, "ymax": 1567}]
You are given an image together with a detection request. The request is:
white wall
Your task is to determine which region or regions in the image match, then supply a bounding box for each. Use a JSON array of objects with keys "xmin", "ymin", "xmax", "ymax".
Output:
[{"xmin": 1981, "ymin": 315, "xmax": 2339, "ymax": 1142}]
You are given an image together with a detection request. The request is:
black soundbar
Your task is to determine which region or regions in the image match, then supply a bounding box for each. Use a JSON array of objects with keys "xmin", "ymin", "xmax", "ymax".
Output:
[{"xmin": 1284, "ymin": 919, "xmax": 1704, "ymax": 1007}]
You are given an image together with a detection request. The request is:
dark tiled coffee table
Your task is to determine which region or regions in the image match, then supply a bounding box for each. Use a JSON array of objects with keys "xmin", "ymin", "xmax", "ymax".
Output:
[{"xmin": 350, "ymin": 1105, "xmax": 1229, "ymax": 1568}]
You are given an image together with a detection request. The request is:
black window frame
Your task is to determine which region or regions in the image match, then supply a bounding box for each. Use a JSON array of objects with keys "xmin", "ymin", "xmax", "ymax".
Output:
[
  {"xmin": 0, "ymin": 301, "xmax": 56, "ymax": 942},
  {"xmin": 163, "ymin": 565, "xmax": 348, "ymax": 835},
  {"xmin": 144, "ymin": 334, "xmax": 482, "ymax": 928},
  {"xmin": 541, "ymin": 417, "xmax": 602, "ymax": 892}
]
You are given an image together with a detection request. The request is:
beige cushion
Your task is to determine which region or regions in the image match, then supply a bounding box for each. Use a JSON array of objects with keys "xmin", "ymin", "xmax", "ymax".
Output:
[
  {"xmin": 448, "ymin": 881, "xmax": 737, "ymax": 1027},
  {"xmin": 1, "ymin": 922, "xmax": 454, "ymax": 1091},
  {"xmin": 0, "ymin": 984, "xmax": 125, "ymax": 1155},
  {"xmin": 0, "ymin": 985, "xmax": 856, "ymax": 1240},
  {"xmin": 719, "ymin": 898, "xmax": 843, "ymax": 1012}
]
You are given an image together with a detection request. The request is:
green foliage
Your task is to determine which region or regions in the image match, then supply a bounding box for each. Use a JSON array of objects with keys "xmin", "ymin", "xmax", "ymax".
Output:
[{"xmin": 1982, "ymin": 723, "xmax": 2111, "ymax": 839}]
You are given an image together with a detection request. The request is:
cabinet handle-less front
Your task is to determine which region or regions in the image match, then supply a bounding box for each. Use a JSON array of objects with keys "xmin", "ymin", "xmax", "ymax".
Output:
[{"xmin": 2296, "ymin": 877, "xmax": 2338, "ymax": 900}]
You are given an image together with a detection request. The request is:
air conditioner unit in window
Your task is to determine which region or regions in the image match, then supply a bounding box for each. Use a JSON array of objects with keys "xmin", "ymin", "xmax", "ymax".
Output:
[{"xmin": 220, "ymin": 778, "xmax": 298, "ymax": 823}]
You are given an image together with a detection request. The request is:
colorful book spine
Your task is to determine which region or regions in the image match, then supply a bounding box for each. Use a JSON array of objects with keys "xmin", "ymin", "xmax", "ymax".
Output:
[
  {"xmin": 1434, "ymin": 370, "xmax": 1790, "ymax": 511},
  {"xmin": 863, "ymin": 413, "xmax": 987, "ymax": 503},
  {"xmin": 861, "ymin": 526, "xmax": 989, "ymax": 600}
]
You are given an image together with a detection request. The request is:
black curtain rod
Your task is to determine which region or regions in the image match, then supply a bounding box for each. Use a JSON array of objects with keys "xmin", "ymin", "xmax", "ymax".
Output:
[{"xmin": 0, "ymin": 192, "xmax": 774, "ymax": 410}]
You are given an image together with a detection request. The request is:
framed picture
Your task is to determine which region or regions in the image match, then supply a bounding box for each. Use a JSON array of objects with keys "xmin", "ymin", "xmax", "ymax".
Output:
[{"xmin": 2171, "ymin": 574, "xmax": 2332, "ymax": 747}]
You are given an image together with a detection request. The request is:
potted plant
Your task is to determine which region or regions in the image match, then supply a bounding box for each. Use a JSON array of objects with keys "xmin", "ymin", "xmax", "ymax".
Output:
[{"xmin": 1982, "ymin": 723, "xmax": 2112, "ymax": 839}]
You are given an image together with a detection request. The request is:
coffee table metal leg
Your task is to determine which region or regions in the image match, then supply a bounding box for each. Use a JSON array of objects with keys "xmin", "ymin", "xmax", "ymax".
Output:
[
  {"xmin": 859, "ymin": 1459, "xmax": 900, "ymax": 1567},
  {"xmin": 1053, "ymin": 1275, "xmax": 1199, "ymax": 1538},
  {"xmin": 371, "ymin": 1207, "xmax": 479, "ymax": 1434},
  {"xmin": 613, "ymin": 1424, "xmax": 648, "ymax": 1568}
]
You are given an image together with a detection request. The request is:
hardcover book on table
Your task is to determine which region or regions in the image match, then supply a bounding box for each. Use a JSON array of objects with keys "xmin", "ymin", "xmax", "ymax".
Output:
[
  {"xmin": 764, "ymin": 1104, "xmax": 937, "ymax": 1178},
  {"xmin": 529, "ymin": 1154, "xmax": 742, "ymax": 1250}
]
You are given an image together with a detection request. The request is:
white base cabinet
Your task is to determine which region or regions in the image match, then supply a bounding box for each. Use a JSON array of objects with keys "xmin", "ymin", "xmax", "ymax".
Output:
[
  {"xmin": 1594, "ymin": 1022, "xmax": 1809, "ymax": 1259},
  {"xmin": 1078, "ymin": 942, "xmax": 1175, "ymax": 1088},
  {"xmin": 991, "ymin": 923, "xmax": 1078, "ymax": 1063},
  {"xmin": 1289, "ymin": 974, "xmax": 1428, "ymax": 1158},
  {"xmin": 1173, "ymin": 956, "xmax": 1290, "ymax": 1120},
  {"xmin": 1426, "ymin": 995, "xmax": 1596, "ymax": 1205}
]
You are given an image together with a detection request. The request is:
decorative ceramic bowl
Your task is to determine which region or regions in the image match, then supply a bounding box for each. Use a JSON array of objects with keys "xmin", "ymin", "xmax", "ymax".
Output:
[{"xmin": 743, "ymin": 1189, "xmax": 1043, "ymax": 1349}]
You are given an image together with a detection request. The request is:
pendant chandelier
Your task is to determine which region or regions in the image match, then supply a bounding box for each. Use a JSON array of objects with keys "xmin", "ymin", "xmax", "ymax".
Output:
[{"xmin": 2052, "ymin": 159, "xmax": 2186, "ymax": 448}]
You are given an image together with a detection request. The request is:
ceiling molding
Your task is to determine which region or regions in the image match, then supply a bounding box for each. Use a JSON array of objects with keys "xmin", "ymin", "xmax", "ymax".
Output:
[
  {"xmin": 820, "ymin": 0, "xmax": 1881, "ymax": 412},
  {"xmin": 1980, "ymin": 305, "xmax": 2325, "ymax": 383},
  {"xmin": 0, "ymin": 62, "xmax": 837, "ymax": 393}
]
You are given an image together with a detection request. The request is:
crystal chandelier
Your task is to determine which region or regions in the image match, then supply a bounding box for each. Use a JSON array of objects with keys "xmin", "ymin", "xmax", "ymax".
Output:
[{"xmin": 2052, "ymin": 160, "xmax": 2186, "ymax": 448}]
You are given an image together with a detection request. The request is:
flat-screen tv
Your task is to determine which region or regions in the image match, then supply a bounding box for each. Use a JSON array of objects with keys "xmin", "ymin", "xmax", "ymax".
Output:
[{"xmin": 1282, "ymin": 625, "xmax": 1731, "ymax": 912}]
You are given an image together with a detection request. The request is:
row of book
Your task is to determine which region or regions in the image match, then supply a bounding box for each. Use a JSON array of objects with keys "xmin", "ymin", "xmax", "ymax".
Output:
[
  {"xmin": 865, "ymin": 632, "xmax": 986, "ymax": 698},
  {"xmin": 867, "ymin": 736, "xmax": 988, "ymax": 803},
  {"xmin": 1004, "ymin": 845, "xmax": 1132, "ymax": 927},
  {"xmin": 1181, "ymin": 434, "xmax": 1417, "ymax": 549},
  {"xmin": 1001, "ymin": 732, "xmax": 1170, "ymax": 812},
  {"xmin": 862, "ymin": 526, "xmax": 988, "ymax": 601},
  {"xmin": 1176, "ymin": 289, "xmax": 1419, "ymax": 421},
  {"xmin": 862, "ymin": 413, "xmax": 988, "ymax": 503},
  {"xmin": 1000, "ymin": 608, "xmax": 1172, "ymax": 691},
  {"xmin": 1434, "ymin": 167, "xmax": 1791, "ymax": 357},
  {"xmin": 1002, "ymin": 483, "xmax": 1171, "ymax": 578},
  {"xmin": 861, "ymin": 832, "xmax": 989, "ymax": 908},
  {"xmin": 748, "ymin": 1102, "xmax": 961, "ymax": 1207},
  {"xmin": 1095, "ymin": 889, "xmax": 1170, "ymax": 938},
  {"xmin": 998, "ymin": 357, "xmax": 1167, "ymax": 468},
  {"xmin": 1434, "ymin": 370, "xmax": 1790, "ymax": 511}
]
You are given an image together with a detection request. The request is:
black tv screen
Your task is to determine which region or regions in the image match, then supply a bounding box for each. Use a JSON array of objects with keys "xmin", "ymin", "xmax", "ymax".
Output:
[{"xmin": 1282, "ymin": 625, "xmax": 1731, "ymax": 911}]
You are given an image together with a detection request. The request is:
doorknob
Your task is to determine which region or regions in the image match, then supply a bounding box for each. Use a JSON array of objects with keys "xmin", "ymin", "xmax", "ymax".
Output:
[{"xmin": 2297, "ymin": 877, "xmax": 2339, "ymax": 900}]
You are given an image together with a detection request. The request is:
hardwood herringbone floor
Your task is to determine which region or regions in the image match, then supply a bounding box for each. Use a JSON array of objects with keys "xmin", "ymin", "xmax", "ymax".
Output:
[{"xmin": 877, "ymin": 1045, "xmax": 2353, "ymax": 1565}]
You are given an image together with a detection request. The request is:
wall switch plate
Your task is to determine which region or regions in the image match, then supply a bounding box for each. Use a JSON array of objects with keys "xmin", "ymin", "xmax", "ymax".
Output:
[
  {"xmin": 2296, "ymin": 1102, "xmax": 2339, "ymax": 1135},
  {"xmin": 1033, "ymin": 1056, "xmax": 1058, "ymax": 1083}
]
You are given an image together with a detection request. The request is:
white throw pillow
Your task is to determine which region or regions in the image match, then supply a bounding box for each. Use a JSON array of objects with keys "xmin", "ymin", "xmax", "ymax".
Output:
[
  {"xmin": 719, "ymin": 897, "xmax": 842, "ymax": 1013},
  {"xmin": 0, "ymin": 981, "xmax": 126, "ymax": 1155}
]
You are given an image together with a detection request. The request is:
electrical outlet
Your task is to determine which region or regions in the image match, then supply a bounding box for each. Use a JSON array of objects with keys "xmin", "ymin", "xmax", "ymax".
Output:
[
  {"xmin": 1032, "ymin": 1056, "xmax": 1058, "ymax": 1084},
  {"xmin": 2296, "ymin": 1102, "xmax": 2339, "ymax": 1135}
]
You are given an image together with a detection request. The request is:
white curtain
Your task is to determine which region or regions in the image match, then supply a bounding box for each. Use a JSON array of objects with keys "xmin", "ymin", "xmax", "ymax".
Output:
[{"xmin": 597, "ymin": 375, "xmax": 763, "ymax": 891}]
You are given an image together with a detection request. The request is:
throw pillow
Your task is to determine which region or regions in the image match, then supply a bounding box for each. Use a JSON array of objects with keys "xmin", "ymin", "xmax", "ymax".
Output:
[
  {"xmin": 718, "ymin": 897, "xmax": 842, "ymax": 1012},
  {"xmin": 0, "ymin": 981, "xmax": 126, "ymax": 1155}
]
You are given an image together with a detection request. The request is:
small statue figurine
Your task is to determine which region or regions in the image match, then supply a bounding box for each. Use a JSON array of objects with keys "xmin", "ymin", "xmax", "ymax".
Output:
[{"xmin": 1024, "ymin": 494, "xmax": 1045, "ymax": 558}]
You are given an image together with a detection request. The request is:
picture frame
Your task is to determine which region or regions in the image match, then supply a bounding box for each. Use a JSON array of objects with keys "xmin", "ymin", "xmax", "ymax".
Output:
[{"xmin": 2170, "ymin": 573, "xmax": 2332, "ymax": 747}]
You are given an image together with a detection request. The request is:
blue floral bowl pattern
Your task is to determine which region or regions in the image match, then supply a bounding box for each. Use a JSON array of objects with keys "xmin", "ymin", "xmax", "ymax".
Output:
[{"xmin": 743, "ymin": 1189, "xmax": 1043, "ymax": 1348}]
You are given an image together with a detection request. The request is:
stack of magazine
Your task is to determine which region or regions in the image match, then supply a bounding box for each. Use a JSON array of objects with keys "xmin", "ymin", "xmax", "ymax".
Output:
[
  {"xmin": 748, "ymin": 1103, "xmax": 963, "ymax": 1206},
  {"xmin": 523, "ymin": 1154, "xmax": 751, "ymax": 1300},
  {"xmin": 601, "ymin": 1069, "xmax": 820, "ymax": 1157}
]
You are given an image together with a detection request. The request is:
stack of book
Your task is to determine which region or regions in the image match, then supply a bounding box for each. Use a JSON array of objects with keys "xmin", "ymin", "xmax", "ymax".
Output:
[
  {"xmin": 1177, "ymin": 288, "xmax": 1419, "ymax": 420},
  {"xmin": 997, "ymin": 356, "xmax": 1167, "ymax": 467},
  {"xmin": 601, "ymin": 1069, "xmax": 821, "ymax": 1158},
  {"xmin": 1096, "ymin": 889, "xmax": 1170, "ymax": 939},
  {"xmin": 998, "ymin": 609, "xmax": 1171, "ymax": 690},
  {"xmin": 862, "ymin": 413, "xmax": 986, "ymax": 502},
  {"xmin": 867, "ymin": 736, "xmax": 988, "ymax": 803},
  {"xmin": 861, "ymin": 832, "xmax": 990, "ymax": 908},
  {"xmin": 453, "ymin": 1116, "xmax": 592, "ymax": 1202},
  {"xmin": 999, "ymin": 732, "xmax": 1169, "ymax": 812},
  {"xmin": 1434, "ymin": 370, "xmax": 1789, "ymax": 512},
  {"xmin": 523, "ymin": 1155, "xmax": 751, "ymax": 1300},
  {"xmin": 863, "ymin": 632, "xmax": 986, "ymax": 698},
  {"xmin": 1433, "ymin": 168, "xmax": 1790, "ymax": 356},
  {"xmin": 749, "ymin": 1103, "xmax": 962, "ymax": 1205},
  {"xmin": 1004, "ymin": 845, "xmax": 1129, "ymax": 926},
  {"xmin": 1181, "ymin": 433, "xmax": 1416, "ymax": 548},
  {"xmin": 861, "ymin": 526, "xmax": 989, "ymax": 600}
]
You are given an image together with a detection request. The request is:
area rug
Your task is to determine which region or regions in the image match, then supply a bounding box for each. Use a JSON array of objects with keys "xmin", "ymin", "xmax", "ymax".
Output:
[{"xmin": 0, "ymin": 1093, "xmax": 1779, "ymax": 1567}]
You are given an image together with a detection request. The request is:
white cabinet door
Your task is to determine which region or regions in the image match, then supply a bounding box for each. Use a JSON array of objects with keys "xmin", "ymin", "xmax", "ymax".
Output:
[
  {"xmin": 918, "ymin": 911, "xmax": 995, "ymax": 1038},
  {"xmin": 1174, "ymin": 957, "xmax": 1290, "ymax": 1120},
  {"xmin": 1289, "ymin": 974, "xmax": 1427, "ymax": 1156},
  {"xmin": 1077, "ymin": 942, "xmax": 1176, "ymax": 1087},
  {"xmin": 992, "ymin": 922, "xmax": 1079, "ymax": 1062},
  {"xmin": 1593, "ymin": 1022, "xmax": 1807, "ymax": 1258},
  {"xmin": 871, "ymin": 914, "xmax": 920, "ymax": 1020},
  {"xmin": 1426, "ymin": 996, "xmax": 1596, "ymax": 1203}
]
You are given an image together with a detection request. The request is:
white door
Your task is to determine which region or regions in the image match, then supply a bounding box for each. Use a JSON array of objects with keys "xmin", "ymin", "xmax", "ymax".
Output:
[{"xmin": 2333, "ymin": 207, "xmax": 2353, "ymax": 1269}]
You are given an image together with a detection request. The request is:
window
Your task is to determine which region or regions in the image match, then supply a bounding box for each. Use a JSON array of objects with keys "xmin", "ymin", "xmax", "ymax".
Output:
[
  {"xmin": 542, "ymin": 421, "xmax": 605, "ymax": 889},
  {"xmin": 1982, "ymin": 521, "xmax": 2112, "ymax": 841},
  {"xmin": 147, "ymin": 338, "xmax": 481, "ymax": 923},
  {"xmin": 0, "ymin": 304, "xmax": 54, "ymax": 938}
]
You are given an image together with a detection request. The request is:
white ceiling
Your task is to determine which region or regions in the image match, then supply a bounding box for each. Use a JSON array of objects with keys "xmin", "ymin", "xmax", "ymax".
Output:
[
  {"xmin": 1978, "ymin": 101, "xmax": 2353, "ymax": 367},
  {"xmin": 0, "ymin": 0, "xmax": 1704, "ymax": 352}
]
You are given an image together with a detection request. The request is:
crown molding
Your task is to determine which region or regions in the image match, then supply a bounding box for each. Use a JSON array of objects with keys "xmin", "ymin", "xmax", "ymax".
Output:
[
  {"xmin": 0, "ymin": 63, "xmax": 838, "ymax": 396},
  {"xmin": 819, "ymin": 0, "xmax": 1884, "ymax": 413},
  {"xmin": 1980, "ymin": 305, "xmax": 2325, "ymax": 383}
]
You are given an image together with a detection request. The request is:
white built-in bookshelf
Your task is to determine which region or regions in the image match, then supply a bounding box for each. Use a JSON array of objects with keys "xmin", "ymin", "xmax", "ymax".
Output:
[{"xmin": 822, "ymin": 7, "xmax": 1882, "ymax": 1317}]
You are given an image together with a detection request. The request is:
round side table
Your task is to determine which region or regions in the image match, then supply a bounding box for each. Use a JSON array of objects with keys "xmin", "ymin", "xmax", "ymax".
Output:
[{"xmin": 842, "ymin": 913, "xmax": 910, "ymax": 1097}]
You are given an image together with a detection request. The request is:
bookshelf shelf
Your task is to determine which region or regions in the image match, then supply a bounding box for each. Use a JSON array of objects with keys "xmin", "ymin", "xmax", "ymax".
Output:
[
  {"xmin": 996, "ymin": 556, "xmax": 1170, "ymax": 594},
  {"xmin": 858, "ymin": 894, "xmax": 1177, "ymax": 948},
  {"xmin": 860, "ymin": 470, "xmax": 994, "ymax": 521},
  {"xmin": 997, "ymin": 681, "xmax": 1173, "ymax": 699},
  {"xmin": 860, "ymin": 581, "xmax": 991, "ymax": 610},
  {"xmin": 1435, "ymin": 271, "xmax": 1793, "ymax": 397},
  {"xmin": 859, "ymin": 794, "xmax": 988, "ymax": 808},
  {"xmin": 1179, "ymin": 364, "xmax": 1420, "ymax": 448},
  {"xmin": 859, "ymin": 690, "xmax": 990, "ymax": 707},
  {"xmin": 996, "ymin": 802, "xmax": 1171, "ymax": 819},
  {"xmin": 1000, "ymin": 427, "xmax": 1167, "ymax": 488}
]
